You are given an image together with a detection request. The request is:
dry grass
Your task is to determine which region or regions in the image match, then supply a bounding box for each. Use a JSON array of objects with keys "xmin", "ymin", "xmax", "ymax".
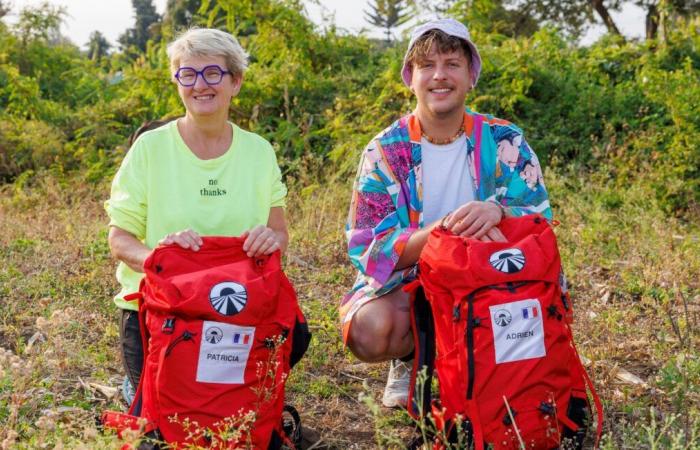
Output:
[{"xmin": 0, "ymin": 169, "xmax": 698, "ymax": 449}]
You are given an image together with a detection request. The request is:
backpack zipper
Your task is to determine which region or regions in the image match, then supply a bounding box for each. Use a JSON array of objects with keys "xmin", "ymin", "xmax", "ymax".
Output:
[
  {"xmin": 464, "ymin": 283, "xmax": 527, "ymax": 400},
  {"xmin": 465, "ymin": 293, "xmax": 476, "ymax": 400},
  {"xmin": 164, "ymin": 330, "xmax": 197, "ymax": 357}
]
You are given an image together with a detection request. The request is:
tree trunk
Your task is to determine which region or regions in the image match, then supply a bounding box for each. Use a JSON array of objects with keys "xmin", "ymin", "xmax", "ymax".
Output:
[
  {"xmin": 589, "ymin": 0, "xmax": 622, "ymax": 35},
  {"xmin": 646, "ymin": 4, "xmax": 659, "ymax": 40}
]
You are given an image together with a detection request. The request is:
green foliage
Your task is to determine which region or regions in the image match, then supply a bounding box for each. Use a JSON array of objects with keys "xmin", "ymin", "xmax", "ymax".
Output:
[
  {"xmin": 12, "ymin": 1, "xmax": 66, "ymax": 45},
  {"xmin": 0, "ymin": 118, "xmax": 66, "ymax": 181},
  {"xmin": 433, "ymin": 0, "xmax": 540, "ymax": 37},
  {"xmin": 0, "ymin": 0, "xmax": 698, "ymax": 213}
]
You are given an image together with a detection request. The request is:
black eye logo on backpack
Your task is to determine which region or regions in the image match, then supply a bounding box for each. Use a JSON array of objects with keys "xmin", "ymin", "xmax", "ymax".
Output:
[
  {"xmin": 204, "ymin": 326, "xmax": 224, "ymax": 344},
  {"xmin": 494, "ymin": 309, "xmax": 512, "ymax": 327},
  {"xmin": 489, "ymin": 248, "xmax": 525, "ymax": 274},
  {"xmin": 209, "ymin": 282, "xmax": 248, "ymax": 316}
]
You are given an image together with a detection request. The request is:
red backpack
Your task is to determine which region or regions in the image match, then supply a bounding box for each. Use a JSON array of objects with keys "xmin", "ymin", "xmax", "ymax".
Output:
[
  {"xmin": 102, "ymin": 236, "xmax": 311, "ymax": 449},
  {"xmin": 406, "ymin": 215, "xmax": 602, "ymax": 450}
]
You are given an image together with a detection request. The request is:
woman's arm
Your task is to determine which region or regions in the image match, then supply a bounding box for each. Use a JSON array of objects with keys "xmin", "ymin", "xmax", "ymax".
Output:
[
  {"xmin": 267, "ymin": 206, "xmax": 289, "ymax": 254},
  {"xmin": 108, "ymin": 226, "xmax": 151, "ymax": 273}
]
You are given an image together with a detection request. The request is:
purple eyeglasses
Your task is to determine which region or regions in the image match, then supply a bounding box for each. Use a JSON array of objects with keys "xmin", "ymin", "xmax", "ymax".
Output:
[{"xmin": 174, "ymin": 65, "xmax": 231, "ymax": 87}]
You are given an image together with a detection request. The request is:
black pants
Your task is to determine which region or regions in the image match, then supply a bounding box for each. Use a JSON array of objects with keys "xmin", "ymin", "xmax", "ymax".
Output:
[{"xmin": 119, "ymin": 309, "xmax": 143, "ymax": 389}]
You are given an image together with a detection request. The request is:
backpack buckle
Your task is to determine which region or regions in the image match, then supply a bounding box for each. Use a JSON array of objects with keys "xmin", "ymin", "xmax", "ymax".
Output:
[
  {"xmin": 539, "ymin": 401, "xmax": 555, "ymax": 416},
  {"xmin": 502, "ymin": 409, "xmax": 517, "ymax": 425},
  {"xmin": 561, "ymin": 293, "xmax": 570, "ymax": 311},
  {"xmin": 162, "ymin": 318, "xmax": 176, "ymax": 334}
]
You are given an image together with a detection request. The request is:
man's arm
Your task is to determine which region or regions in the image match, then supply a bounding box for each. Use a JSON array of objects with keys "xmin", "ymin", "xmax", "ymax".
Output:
[{"xmin": 395, "ymin": 219, "xmax": 442, "ymax": 270}]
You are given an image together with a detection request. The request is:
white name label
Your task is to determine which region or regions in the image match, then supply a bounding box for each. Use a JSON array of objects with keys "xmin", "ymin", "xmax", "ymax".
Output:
[
  {"xmin": 489, "ymin": 298, "xmax": 545, "ymax": 364},
  {"xmin": 196, "ymin": 321, "xmax": 255, "ymax": 384}
]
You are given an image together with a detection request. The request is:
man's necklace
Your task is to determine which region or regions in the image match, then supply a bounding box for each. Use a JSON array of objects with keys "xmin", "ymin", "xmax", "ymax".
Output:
[{"xmin": 422, "ymin": 125, "xmax": 465, "ymax": 145}]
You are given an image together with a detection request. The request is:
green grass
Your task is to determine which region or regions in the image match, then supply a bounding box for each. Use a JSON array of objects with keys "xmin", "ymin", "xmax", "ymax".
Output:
[{"xmin": 0, "ymin": 166, "xmax": 698, "ymax": 449}]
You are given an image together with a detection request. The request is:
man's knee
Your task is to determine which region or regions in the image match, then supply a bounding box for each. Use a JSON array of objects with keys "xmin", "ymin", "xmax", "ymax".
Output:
[
  {"xmin": 347, "ymin": 308, "xmax": 393, "ymax": 362},
  {"xmin": 346, "ymin": 290, "xmax": 413, "ymax": 362}
]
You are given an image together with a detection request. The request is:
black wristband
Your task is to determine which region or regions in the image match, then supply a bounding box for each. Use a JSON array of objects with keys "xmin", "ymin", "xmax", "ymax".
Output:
[{"xmin": 489, "ymin": 200, "xmax": 506, "ymax": 220}]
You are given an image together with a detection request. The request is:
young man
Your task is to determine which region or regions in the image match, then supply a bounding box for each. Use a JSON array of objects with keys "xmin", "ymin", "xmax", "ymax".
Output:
[{"xmin": 341, "ymin": 19, "xmax": 551, "ymax": 407}]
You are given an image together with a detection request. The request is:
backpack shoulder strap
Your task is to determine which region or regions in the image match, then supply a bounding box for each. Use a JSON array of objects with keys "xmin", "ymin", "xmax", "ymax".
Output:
[
  {"xmin": 471, "ymin": 113, "xmax": 485, "ymax": 191},
  {"xmin": 577, "ymin": 351, "xmax": 604, "ymax": 448},
  {"xmin": 405, "ymin": 283, "xmax": 436, "ymax": 420},
  {"xmin": 568, "ymin": 326, "xmax": 604, "ymax": 448}
]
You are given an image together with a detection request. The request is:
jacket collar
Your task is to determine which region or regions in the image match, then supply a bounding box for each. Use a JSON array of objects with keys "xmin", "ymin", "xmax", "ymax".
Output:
[{"xmin": 407, "ymin": 109, "xmax": 475, "ymax": 144}]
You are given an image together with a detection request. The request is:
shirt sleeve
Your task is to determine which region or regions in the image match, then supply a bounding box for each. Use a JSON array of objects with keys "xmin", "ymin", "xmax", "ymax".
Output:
[
  {"xmin": 267, "ymin": 144, "xmax": 287, "ymax": 208},
  {"xmin": 345, "ymin": 141, "xmax": 415, "ymax": 285},
  {"xmin": 491, "ymin": 127, "xmax": 553, "ymax": 221},
  {"xmin": 104, "ymin": 141, "xmax": 147, "ymax": 239}
]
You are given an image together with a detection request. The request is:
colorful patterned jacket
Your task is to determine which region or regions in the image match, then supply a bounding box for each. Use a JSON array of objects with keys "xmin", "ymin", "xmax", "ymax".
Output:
[{"xmin": 341, "ymin": 108, "xmax": 551, "ymax": 341}]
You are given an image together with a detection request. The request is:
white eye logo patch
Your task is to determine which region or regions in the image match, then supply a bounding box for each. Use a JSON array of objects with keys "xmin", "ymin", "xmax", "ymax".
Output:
[
  {"xmin": 209, "ymin": 281, "xmax": 248, "ymax": 316},
  {"xmin": 204, "ymin": 326, "xmax": 224, "ymax": 344},
  {"xmin": 494, "ymin": 309, "xmax": 512, "ymax": 327},
  {"xmin": 197, "ymin": 321, "xmax": 255, "ymax": 384},
  {"xmin": 490, "ymin": 299, "xmax": 545, "ymax": 364},
  {"xmin": 489, "ymin": 248, "xmax": 525, "ymax": 274}
]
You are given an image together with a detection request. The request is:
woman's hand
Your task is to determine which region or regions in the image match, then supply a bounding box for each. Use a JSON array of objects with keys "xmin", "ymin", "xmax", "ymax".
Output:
[
  {"xmin": 444, "ymin": 201, "xmax": 506, "ymax": 241},
  {"xmin": 159, "ymin": 229, "xmax": 203, "ymax": 251},
  {"xmin": 242, "ymin": 225, "xmax": 282, "ymax": 258}
]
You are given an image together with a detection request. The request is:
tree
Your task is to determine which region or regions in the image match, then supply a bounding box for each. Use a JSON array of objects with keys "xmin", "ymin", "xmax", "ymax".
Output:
[
  {"xmin": 0, "ymin": 1, "xmax": 10, "ymax": 19},
  {"xmin": 423, "ymin": 0, "xmax": 540, "ymax": 37},
  {"xmin": 164, "ymin": 0, "xmax": 199, "ymax": 30},
  {"xmin": 118, "ymin": 0, "xmax": 161, "ymax": 51},
  {"xmin": 86, "ymin": 31, "xmax": 111, "ymax": 61},
  {"xmin": 162, "ymin": 0, "xmax": 226, "ymax": 34},
  {"xmin": 364, "ymin": 0, "xmax": 414, "ymax": 42},
  {"xmin": 511, "ymin": 0, "xmax": 700, "ymax": 41},
  {"xmin": 642, "ymin": 0, "xmax": 700, "ymax": 40},
  {"xmin": 13, "ymin": 1, "xmax": 66, "ymax": 46}
]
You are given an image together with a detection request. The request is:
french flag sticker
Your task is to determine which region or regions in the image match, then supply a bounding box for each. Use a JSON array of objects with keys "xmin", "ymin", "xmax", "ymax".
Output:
[
  {"xmin": 522, "ymin": 306, "xmax": 538, "ymax": 319},
  {"xmin": 233, "ymin": 332, "xmax": 251, "ymax": 345}
]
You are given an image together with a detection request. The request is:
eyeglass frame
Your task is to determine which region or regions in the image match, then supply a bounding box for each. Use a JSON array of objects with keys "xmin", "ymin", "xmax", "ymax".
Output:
[{"xmin": 174, "ymin": 64, "xmax": 232, "ymax": 87}]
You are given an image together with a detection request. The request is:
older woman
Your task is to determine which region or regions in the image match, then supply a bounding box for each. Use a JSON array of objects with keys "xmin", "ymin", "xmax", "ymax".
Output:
[{"xmin": 105, "ymin": 28, "xmax": 288, "ymax": 400}]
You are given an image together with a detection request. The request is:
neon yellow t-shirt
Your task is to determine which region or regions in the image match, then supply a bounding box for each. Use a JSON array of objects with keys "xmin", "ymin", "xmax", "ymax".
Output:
[{"xmin": 104, "ymin": 120, "xmax": 287, "ymax": 310}]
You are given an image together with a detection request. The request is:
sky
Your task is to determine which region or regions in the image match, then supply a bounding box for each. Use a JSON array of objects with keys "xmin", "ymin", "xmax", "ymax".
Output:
[{"xmin": 8, "ymin": 0, "xmax": 646, "ymax": 49}]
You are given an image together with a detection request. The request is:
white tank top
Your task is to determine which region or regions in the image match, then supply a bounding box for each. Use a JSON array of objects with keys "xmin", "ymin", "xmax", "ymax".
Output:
[{"xmin": 421, "ymin": 134, "xmax": 474, "ymax": 225}]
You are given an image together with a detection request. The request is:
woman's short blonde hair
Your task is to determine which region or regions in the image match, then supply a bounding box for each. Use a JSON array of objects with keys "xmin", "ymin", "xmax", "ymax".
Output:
[{"xmin": 166, "ymin": 28, "xmax": 249, "ymax": 79}]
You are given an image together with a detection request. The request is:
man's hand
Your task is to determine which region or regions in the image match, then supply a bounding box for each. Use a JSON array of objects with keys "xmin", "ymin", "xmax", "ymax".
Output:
[{"xmin": 444, "ymin": 201, "xmax": 506, "ymax": 241}]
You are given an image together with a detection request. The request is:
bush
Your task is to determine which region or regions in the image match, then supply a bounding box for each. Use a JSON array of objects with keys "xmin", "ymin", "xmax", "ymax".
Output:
[{"xmin": 0, "ymin": 117, "xmax": 66, "ymax": 181}]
